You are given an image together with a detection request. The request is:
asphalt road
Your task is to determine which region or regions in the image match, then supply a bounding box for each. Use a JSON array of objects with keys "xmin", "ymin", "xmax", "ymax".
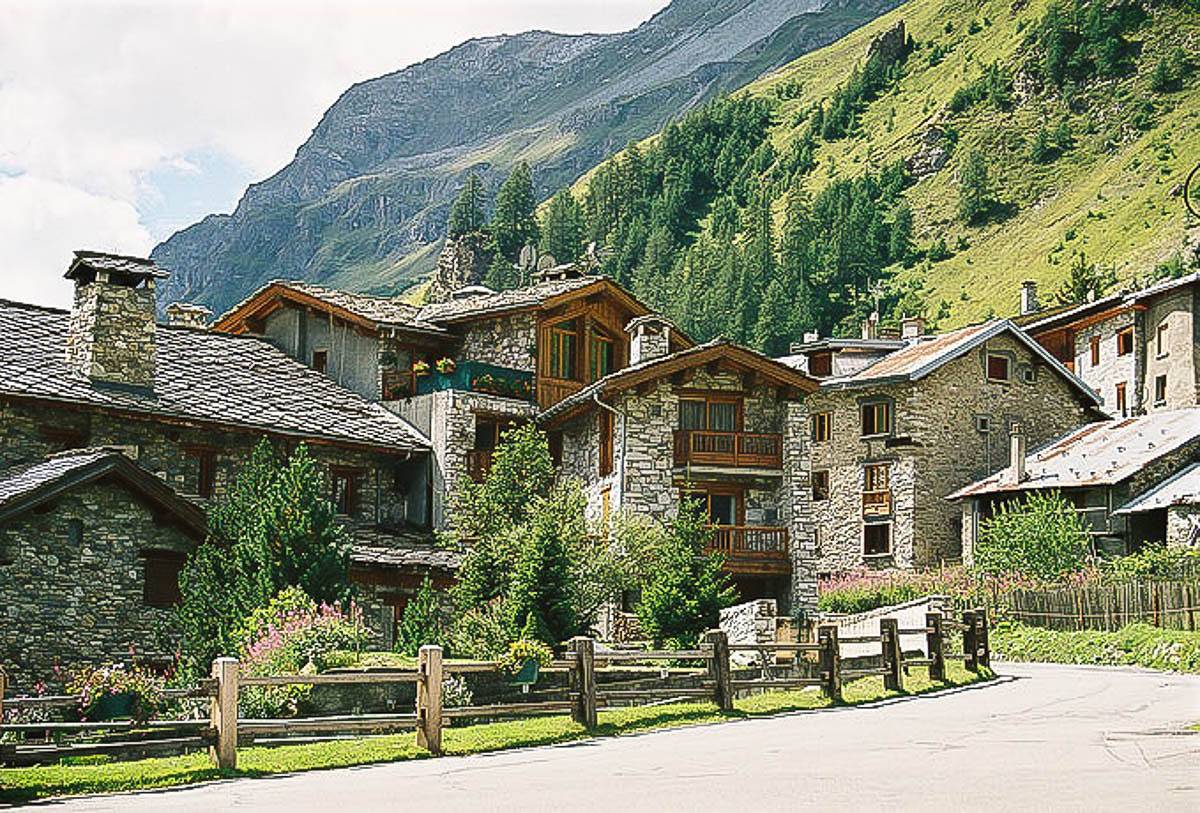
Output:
[{"xmin": 38, "ymin": 663, "xmax": 1200, "ymax": 812}]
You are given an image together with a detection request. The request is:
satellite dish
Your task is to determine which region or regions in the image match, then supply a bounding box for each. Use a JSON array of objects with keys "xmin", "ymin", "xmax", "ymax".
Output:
[
  {"xmin": 537, "ymin": 254, "xmax": 557, "ymax": 272},
  {"xmin": 519, "ymin": 245, "xmax": 537, "ymax": 270}
]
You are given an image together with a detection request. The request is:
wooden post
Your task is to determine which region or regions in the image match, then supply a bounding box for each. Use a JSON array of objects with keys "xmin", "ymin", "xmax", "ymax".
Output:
[
  {"xmin": 818, "ymin": 625, "xmax": 841, "ymax": 702},
  {"xmin": 962, "ymin": 610, "xmax": 978, "ymax": 673},
  {"xmin": 926, "ymin": 612, "xmax": 945, "ymax": 682},
  {"xmin": 705, "ymin": 629, "xmax": 734, "ymax": 711},
  {"xmin": 0, "ymin": 665, "xmax": 6, "ymax": 725},
  {"xmin": 209, "ymin": 657, "xmax": 239, "ymax": 770},
  {"xmin": 569, "ymin": 636, "xmax": 597, "ymax": 729},
  {"xmin": 880, "ymin": 618, "xmax": 903, "ymax": 692},
  {"xmin": 416, "ymin": 645, "xmax": 443, "ymax": 755},
  {"xmin": 975, "ymin": 606, "xmax": 990, "ymax": 669}
]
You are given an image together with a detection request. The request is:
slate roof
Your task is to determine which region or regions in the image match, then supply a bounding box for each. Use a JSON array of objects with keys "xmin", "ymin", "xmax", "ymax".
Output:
[
  {"xmin": 350, "ymin": 531, "xmax": 462, "ymax": 573},
  {"xmin": 947, "ymin": 408, "xmax": 1200, "ymax": 499},
  {"xmin": 0, "ymin": 299, "xmax": 430, "ymax": 454},
  {"xmin": 215, "ymin": 280, "xmax": 446, "ymax": 335},
  {"xmin": 1021, "ymin": 273, "xmax": 1199, "ymax": 334},
  {"xmin": 0, "ymin": 448, "xmax": 206, "ymax": 535},
  {"xmin": 67, "ymin": 251, "xmax": 170, "ymax": 280},
  {"xmin": 814, "ymin": 319, "xmax": 1100, "ymax": 405},
  {"xmin": 415, "ymin": 276, "xmax": 607, "ymax": 323},
  {"xmin": 1114, "ymin": 463, "xmax": 1200, "ymax": 515}
]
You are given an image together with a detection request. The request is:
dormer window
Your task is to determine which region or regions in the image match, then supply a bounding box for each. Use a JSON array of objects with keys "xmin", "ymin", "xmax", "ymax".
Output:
[
  {"xmin": 548, "ymin": 319, "xmax": 578, "ymax": 380},
  {"xmin": 588, "ymin": 328, "xmax": 615, "ymax": 381}
]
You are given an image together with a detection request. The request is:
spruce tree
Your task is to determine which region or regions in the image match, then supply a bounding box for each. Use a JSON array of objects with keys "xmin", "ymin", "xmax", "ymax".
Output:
[
  {"xmin": 539, "ymin": 189, "xmax": 584, "ymax": 263},
  {"xmin": 447, "ymin": 173, "xmax": 486, "ymax": 237},
  {"xmin": 958, "ymin": 149, "xmax": 990, "ymax": 224},
  {"xmin": 394, "ymin": 577, "xmax": 448, "ymax": 656},
  {"xmin": 489, "ymin": 162, "xmax": 539, "ymax": 265}
]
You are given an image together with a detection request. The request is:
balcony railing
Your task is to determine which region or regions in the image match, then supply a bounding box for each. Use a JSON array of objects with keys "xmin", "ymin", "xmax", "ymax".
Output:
[
  {"xmin": 673, "ymin": 430, "xmax": 783, "ymax": 470},
  {"xmin": 407, "ymin": 361, "xmax": 535, "ymax": 402},
  {"xmin": 706, "ymin": 525, "xmax": 790, "ymax": 575},
  {"xmin": 862, "ymin": 490, "xmax": 893, "ymax": 517},
  {"xmin": 537, "ymin": 376, "xmax": 584, "ymax": 409},
  {"xmin": 466, "ymin": 450, "xmax": 493, "ymax": 483}
]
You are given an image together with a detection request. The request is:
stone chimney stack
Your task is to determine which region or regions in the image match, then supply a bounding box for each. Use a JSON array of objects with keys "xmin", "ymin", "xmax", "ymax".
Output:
[
  {"xmin": 900, "ymin": 316, "xmax": 925, "ymax": 339},
  {"xmin": 166, "ymin": 302, "xmax": 212, "ymax": 329},
  {"xmin": 626, "ymin": 315, "xmax": 675, "ymax": 365},
  {"xmin": 1009, "ymin": 423, "xmax": 1026, "ymax": 484},
  {"xmin": 861, "ymin": 312, "xmax": 880, "ymax": 340},
  {"xmin": 1020, "ymin": 280, "xmax": 1040, "ymax": 316},
  {"xmin": 64, "ymin": 251, "xmax": 167, "ymax": 390}
]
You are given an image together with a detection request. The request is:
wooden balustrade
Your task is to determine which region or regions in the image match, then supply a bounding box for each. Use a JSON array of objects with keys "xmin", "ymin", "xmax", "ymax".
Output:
[
  {"xmin": 862, "ymin": 490, "xmax": 893, "ymax": 516},
  {"xmin": 537, "ymin": 377, "xmax": 584, "ymax": 408},
  {"xmin": 707, "ymin": 525, "xmax": 789, "ymax": 575},
  {"xmin": 673, "ymin": 430, "xmax": 783, "ymax": 469}
]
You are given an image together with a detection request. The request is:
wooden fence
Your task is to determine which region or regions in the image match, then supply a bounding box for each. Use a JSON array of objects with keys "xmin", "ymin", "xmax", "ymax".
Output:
[
  {"xmin": 1005, "ymin": 581, "xmax": 1200, "ymax": 632},
  {"xmin": 0, "ymin": 609, "xmax": 990, "ymax": 769}
]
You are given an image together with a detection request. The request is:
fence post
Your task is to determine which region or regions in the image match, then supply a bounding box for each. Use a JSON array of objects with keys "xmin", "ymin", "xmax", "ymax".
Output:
[
  {"xmin": 962, "ymin": 610, "xmax": 978, "ymax": 673},
  {"xmin": 818, "ymin": 624, "xmax": 841, "ymax": 702},
  {"xmin": 705, "ymin": 629, "xmax": 734, "ymax": 711},
  {"xmin": 569, "ymin": 636, "xmax": 597, "ymax": 729},
  {"xmin": 926, "ymin": 612, "xmax": 945, "ymax": 682},
  {"xmin": 880, "ymin": 618, "xmax": 903, "ymax": 692},
  {"xmin": 975, "ymin": 607, "xmax": 990, "ymax": 669},
  {"xmin": 0, "ymin": 665, "xmax": 6, "ymax": 724},
  {"xmin": 416, "ymin": 644, "xmax": 443, "ymax": 755},
  {"xmin": 209, "ymin": 657, "xmax": 239, "ymax": 770}
]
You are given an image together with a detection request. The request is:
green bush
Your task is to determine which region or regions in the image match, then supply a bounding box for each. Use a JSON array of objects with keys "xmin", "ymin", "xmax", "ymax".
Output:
[
  {"xmin": 991, "ymin": 621, "xmax": 1200, "ymax": 673},
  {"xmin": 447, "ymin": 599, "xmax": 514, "ymax": 661},
  {"xmin": 1102, "ymin": 544, "xmax": 1200, "ymax": 581},
  {"xmin": 974, "ymin": 491, "xmax": 1089, "ymax": 579},
  {"xmin": 394, "ymin": 577, "xmax": 449, "ymax": 656}
]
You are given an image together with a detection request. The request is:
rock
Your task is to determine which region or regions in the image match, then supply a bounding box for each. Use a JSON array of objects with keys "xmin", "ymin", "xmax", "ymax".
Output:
[
  {"xmin": 866, "ymin": 20, "xmax": 907, "ymax": 67},
  {"xmin": 426, "ymin": 234, "xmax": 492, "ymax": 303},
  {"xmin": 906, "ymin": 125, "xmax": 950, "ymax": 178}
]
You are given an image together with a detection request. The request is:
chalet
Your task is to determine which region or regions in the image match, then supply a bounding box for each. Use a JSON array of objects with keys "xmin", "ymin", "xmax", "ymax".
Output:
[
  {"xmin": 778, "ymin": 317, "xmax": 1104, "ymax": 574},
  {"xmin": 1018, "ymin": 273, "xmax": 1199, "ymax": 416},
  {"xmin": 950, "ymin": 408, "xmax": 1200, "ymax": 557},
  {"xmin": 0, "ymin": 252, "xmax": 450, "ymax": 688}
]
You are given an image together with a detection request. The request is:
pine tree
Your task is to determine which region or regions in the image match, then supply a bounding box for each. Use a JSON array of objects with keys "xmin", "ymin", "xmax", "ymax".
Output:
[
  {"xmin": 539, "ymin": 189, "xmax": 584, "ymax": 263},
  {"xmin": 489, "ymin": 162, "xmax": 539, "ymax": 266},
  {"xmin": 887, "ymin": 200, "xmax": 914, "ymax": 265},
  {"xmin": 394, "ymin": 577, "xmax": 447, "ymax": 656},
  {"xmin": 505, "ymin": 484, "xmax": 587, "ymax": 644},
  {"xmin": 447, "ymin": 173, "xmax": 486, "ymax": 237},
  {"xmin": 1029, "ymin": 126, "xmax": 1054, "ymax": 164},
  {"xmin": 958, "ymin": 149, "xmax": 990, "ymax": 224},
  {"xmin": 753, "ymin": 275, "xmax": 791, "ymax": 356}
]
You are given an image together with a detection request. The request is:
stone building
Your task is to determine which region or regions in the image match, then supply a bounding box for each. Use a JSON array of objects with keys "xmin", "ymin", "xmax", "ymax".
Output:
[
  {"xmin": 779, "ymin": 318, "xmax": 1103, "ymax": 574},
  {"xmin": 0, "ymin": 252, "xmax": 453, "ymax": 686},
  {"xmin": 950, "ymin": 408, "xmax": 1200, "ymax": 558},
  {"xmin": 1019, "ymin": 274, "xmax": 1199, "ymax": 416},
  {"xmin": 539, "ymin": 319, "xmax": 820, "ymax": 612}
]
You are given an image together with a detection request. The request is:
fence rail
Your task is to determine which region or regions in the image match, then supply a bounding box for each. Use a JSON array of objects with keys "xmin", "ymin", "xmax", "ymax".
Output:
[
  {"xmin": 1005, "ymin": 581, "xmax": 1200, "ymax": 632},
  {"xmin": 0, "ymin": 609, "xmax": 990, "ymax": 769}
]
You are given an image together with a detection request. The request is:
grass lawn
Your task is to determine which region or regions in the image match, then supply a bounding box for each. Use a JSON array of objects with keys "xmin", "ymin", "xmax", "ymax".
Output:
[
  {"xmin": 0, "ymin": 662, "xmax": 990, "ymax": 803},
  {"xmin": 991, "ymin": 622, "xmax": 1200, "ymax": 674}
]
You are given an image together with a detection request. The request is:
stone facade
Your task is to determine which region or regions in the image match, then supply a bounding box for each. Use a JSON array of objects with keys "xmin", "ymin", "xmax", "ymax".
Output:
[
  {"xmin": 0, "ymin": 480, "xmax": 197, "ymax": 691},
  {"xmin": 457, "ymin": 313, "xmax": 538, "ymax": 373},
  {"xmin": 719, "ymin": 599, "xmax": 778, "ymax": 666},
  {"xmin": 1168, "ymin": 505, "xmax": 1200, "ymax": 547},
  {"xmin": 1142, "ymin": 286, "xmax": 1199, "ymax": 412},
  {"xmin": 809, "ymin": 332, "xmax": 1095, "ymax": 574},
  {"xmin": 65, "ymin": 276, "xmax": 158, "ymax": 388},
  {"xmin": 1071, "ymin": 311, "xmax": 1136, "ymax": 415}
]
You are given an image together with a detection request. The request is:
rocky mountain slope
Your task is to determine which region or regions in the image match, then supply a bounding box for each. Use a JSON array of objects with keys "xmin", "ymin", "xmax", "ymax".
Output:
[{"xmin": 152, "ymin": 0, "xmax": 901, "ymax": 316}]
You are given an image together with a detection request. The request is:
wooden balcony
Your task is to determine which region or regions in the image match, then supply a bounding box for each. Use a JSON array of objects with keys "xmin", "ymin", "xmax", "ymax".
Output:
[
  {"xmin": 465, "ymin": 450, "xmax": 493, "ymax": 483},
  {"xmin": 673, "ymin": 430, "xmax": 783, "ymax": 470},
  {"xmin": 537, "ymin": 377, "xmax": 584, "ymax": 409},
  {"xmin": 706, "ymin": 525, "xmax": 790, "ymax": 576},
  {"xmin": 862, "ymin": 490, "xmax": 893, "ymax": 517}
]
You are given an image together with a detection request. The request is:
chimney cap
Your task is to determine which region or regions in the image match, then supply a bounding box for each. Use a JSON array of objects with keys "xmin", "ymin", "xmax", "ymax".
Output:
[
  {"xmin": 625, "ymin": 313, "xmax": 676, "ymax": 336},
  {"xmin": 66, "ymin": 251, "xmax": 169, "ymax": 285},
  {"xmin": 449, "ymin": 284, "xmax": 495, "ymax": 300}
]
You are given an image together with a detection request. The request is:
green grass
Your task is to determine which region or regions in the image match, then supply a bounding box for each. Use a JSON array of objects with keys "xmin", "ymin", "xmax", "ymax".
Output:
[
  {"xmin": 0, "ymin": 662, "xmax": 989, "ymax": 804},
  {"xmin": 991, "ymin": 621, "xmax": 1200, "ymax": 673}
]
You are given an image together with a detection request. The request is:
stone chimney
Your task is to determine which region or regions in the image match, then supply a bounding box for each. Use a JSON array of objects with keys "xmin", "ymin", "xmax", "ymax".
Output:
[
  {"xmin": 803, "ymin": 330, "xmax": 820, "ymax": 344},
  {"xmin": 861, "ymin": 312, "xmax": 880, "ymax": 340},
  {"xmin": 900, "ymin": 316, "xmax": 925, "ymax": 339},
  {"xmin": 1009, "ymin": 423, "xmax": 1026, "ymax": 484},
  {"xmin": 64, "ymin": 251, "xmax": 167, "ymax": 390},
  {"xmin": 626, "ymin": 315, "xmax": 675, "ymax": 365},
  {"xmin": 1020, "ymin": 281, "xmax": 1040, "ymax": 316},
  {"xmin": 166, "ymin": 302, "xmax": 212, "ymax": 329}
]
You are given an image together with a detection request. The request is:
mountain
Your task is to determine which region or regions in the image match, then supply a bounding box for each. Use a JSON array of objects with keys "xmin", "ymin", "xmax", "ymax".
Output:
[
  {"xmin": 151, "ymin": 0, "xmax": 902, "ymax": 316},
  {"xmin": 558, "ymin": 0, "xmax": 1200, "ymax": 339}
]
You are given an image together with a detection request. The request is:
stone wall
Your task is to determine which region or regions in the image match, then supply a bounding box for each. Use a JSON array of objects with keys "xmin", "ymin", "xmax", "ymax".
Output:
[
  {"xmin": 719, "ymin": 599, "xmax": 777, "ymax": 666},
  {"xmin": 1168, "ymin": 505, "xmax": 1200, "ymax": 547},
  {"xmin": 1142, "ymin": 286, "xmax": 1198, "ymax": 412},
  {"xmin": 457, "ymin": 313, "xmax": 538, "ymax": 373},
  {"xmin": 65, "ymin": 279, "xmax": 158, "ymax": 389},
  {"xmin": 1072, "ymin": 311, "xmax": 1136, "ymax": 415},
  {"xmin": 0, "ymin": 481, "xmax": 196, "ymax": 691}
]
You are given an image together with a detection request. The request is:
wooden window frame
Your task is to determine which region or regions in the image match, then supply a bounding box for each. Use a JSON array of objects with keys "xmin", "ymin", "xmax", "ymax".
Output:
[
  {"xmin": 330, "ymin": 466, "xmax": 362, "ymax": 516},
  {"xmin": 863, "ymin": 522, "xmax": 892, "ymax": 557},
  {"xmin": 142, "ymin": 550, "xmax": 186, "ymax": 609},
  {"xmin": 1116, "ymin": 326, "xmax": 1133, "ymax": 357},
  {"xmin": 677, "ymin": 393, "xmax": 744, "ymax": 432},
  {"xmin": 311, "ymin": 348, "xmax": 329, "ymax": 374},
  {"xmin": 598, "ymin": 410, "xmax": 614, "ymax": 477},
  {"xmin": 863, "ymin": 463, "xmax": 890, "ymax": 493},
  {"xmin": 985, "ymin": 353, "xmax": 1012, "ymax": 383},
  {"xmin": 811, "ymin": 411, "xmax": 832, "ymax": 443},
  {"xmin": 588, "ymin": 328, "xmax": 616, "ymax": 383},
  {"xmin": 812, "ymin": 469, "xmax": 830, "ymax": 502},
  {"xmin": 186, "ymin": 447, "xmax": 217, "ymax": 499},
  {"xmin": 808, "ymin": 351, "xmax": 833, "ymax": 377},
  {"xmin": 1115, "ymin": 382, "xmax": 1127, "ymax": 416},
  {"xmin": 1154, "ymin": 374, "xmax": 1167, "ymax": 406},
  {"xmin": 1089, "ymin": 335, "xmax": 1101, "ymax": 367},
  {"xmin": 680, "ymin": 484, "xmax": 745, "ymax": 527},
  {"xmin": 548, "ymin": 319, "xmax": 580, "ymax": 381},
  {"xmin": 860, "ymin": 400, "xmax": 893, "ymax": 437}
]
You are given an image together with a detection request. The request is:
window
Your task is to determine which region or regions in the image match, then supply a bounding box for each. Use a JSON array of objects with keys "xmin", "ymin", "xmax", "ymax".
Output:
[
  {"xmin": 547, "ymin": 430, "xmax": 564, "ymax": 467},
  {"xmin": 863, "ymin": 522, "xmax": 892, "ymax": 556},
  {"xmin": 1020, "ymin": 366, "xmax": 1037, "ymax": 384},
  {"xmin": 682, "ymin": 487, "xmax": 742, "ymax": 526},
  {"xmin": 186, "ymin": 448, "xmax": 217, "ymax": 498},
  {"xmin": 863, "ymin": 463, "xmax": 890, "ymax": 494},
  {"xmin": 588, "ymin": 330, "xmax": 615, "ymax": 382},
  {"xmin": 311, "ymin": 349, "xmax": 328, "ymax": 374},
  {"xmin": 330, "ymin": 468, "xmax": 360, "ymax": 516},
  {"xmin": 598, "ymin": 410, "xmax": 614, "ymax": 477},
  {"xmin": 1156, "ymin": 320, "xmax": 1169, "ymax": 358},
  {"xmin": 1116, "ymin": 327, "xmax": 1133, "ymax": 356},
  {"xmin": 1154, "ymin": 375, "xmax": 1167, "ymax": 405},
  {"xmin": 678, "ymin": 396, "xmax": 740, "ymax": 432},
  {"xmin": 986, "ymin": 353, "xmax": 1011, "ymax": 383},
  {"xmin": 860, "ymin": 401, "xmax": 892, "ymax": 436},
  {"xmin": 812, "ymin": 470, "xmax": 830, "ymax": 502},
  {"xmin": 1115, "ymin": 382, "xmax": 1127, "ymax": 416},
  {"xmin": 142, "ymin": 550, "xmax": 186, "ymax": 608},
  {"xmin": 808, "ymin": 351, "xmax": 832, "ymax": 377},
  {"xmin": 974, "ymin": 415, "xmax": 992, "ymax": 434},
  {"xmin": 67, "ymin": 518, "xmax": 84, "ymax": 547},
  {"xmin": 1089, "ymin": 335, "xmax": 1101, "ymax": 367},
  {"xmin": 811, "ymin": 411, "xmax": 832, "ymax": 442},
  {"xmin": 548, "ymin": 319, "xmax": 578, "ymax": 380}
]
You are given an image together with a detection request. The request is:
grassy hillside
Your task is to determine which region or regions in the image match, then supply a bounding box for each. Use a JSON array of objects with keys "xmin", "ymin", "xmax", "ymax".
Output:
[{"xmin": 571, "ymin": 0, "xmax": 1199, "ymax": 328}]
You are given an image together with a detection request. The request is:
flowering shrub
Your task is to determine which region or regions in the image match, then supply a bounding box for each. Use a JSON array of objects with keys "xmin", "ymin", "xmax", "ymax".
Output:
[
  {"xmin": 67, "ymin": 664, "xmax": 165, "ymax": 724},
  {"xmin": 498, "ymin": 639, "xmax": 554, "ymax": 675},
  {"xmin": 237, "ymin": 587, "xmax": 368, "ymax": 718},
  {"xmin": 442, "ymin": 675, "xmax": 474, "ymax": 708},
  {"xmin": 412, "ymin": 360, "xmax": 431, "ymax": 376},
  {"xmin": 435, "ymin": 357, "xmax": 456, "ymax": 374}
]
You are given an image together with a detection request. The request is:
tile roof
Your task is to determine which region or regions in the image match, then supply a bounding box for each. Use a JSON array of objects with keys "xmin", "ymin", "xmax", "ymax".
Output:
[
  {"xmin": 0, "ymin": 299, "xmax": 430, "ymax": 454},
  {"xmin": 819, "ymin": 319, "xmax": 1100, "ymax": 405},
  {"xmin": 947, "ymin": 408, "xmax": 1200, "ymax": 499},
  {"xmin": 68, "ymin": 251, "xmax": 170, "ymax": 279},
  {"xmin": 415, "ymin": 276, "xmax": 603, "ymax": 323},
  {"xmin": 1114, "ymin": 463, "xmax": 1200, "ymax": 515}
]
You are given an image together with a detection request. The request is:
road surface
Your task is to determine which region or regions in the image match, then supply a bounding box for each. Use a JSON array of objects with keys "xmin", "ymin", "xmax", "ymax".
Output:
[{"xmin": 38, "ymin": 663, "xmax": 1200, "ymax": 811}]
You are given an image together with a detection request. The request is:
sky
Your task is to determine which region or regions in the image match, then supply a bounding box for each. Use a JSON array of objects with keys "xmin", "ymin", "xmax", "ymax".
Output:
[{"xmin": 0, "ymin": 0, "xmax": 668, "ymax": 308}]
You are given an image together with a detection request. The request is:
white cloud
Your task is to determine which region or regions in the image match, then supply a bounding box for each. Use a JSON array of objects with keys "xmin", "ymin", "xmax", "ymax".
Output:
[
  {"xmin": 0, "ymin": 0, "xmax": 666, "ymax": 307},
  {"xmin": 0, "ymin": 174, "xmax": 154, "ymax": 308}
]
